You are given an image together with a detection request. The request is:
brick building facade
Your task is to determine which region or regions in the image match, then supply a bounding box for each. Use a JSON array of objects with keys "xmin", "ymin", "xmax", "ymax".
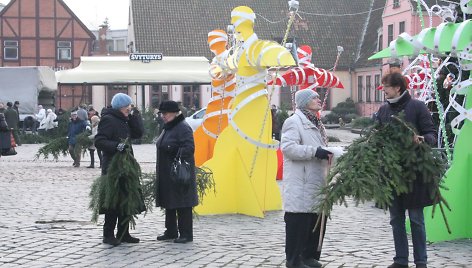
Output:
[{"xmin": 0, "ymin": 0, "xmax": 95, "ymax": 109}]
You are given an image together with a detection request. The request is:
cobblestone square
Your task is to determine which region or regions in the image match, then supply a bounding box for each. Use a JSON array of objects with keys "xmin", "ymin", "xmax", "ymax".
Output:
[{"xmin": 1, "ymin": 130, "xmax": 471, "ymax": 267}]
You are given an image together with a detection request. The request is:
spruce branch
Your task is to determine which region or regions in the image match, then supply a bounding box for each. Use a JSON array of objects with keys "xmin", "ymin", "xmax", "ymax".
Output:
[{"xmin": 316, "ymin": 114, "xmax": 450, "ymax": 232}]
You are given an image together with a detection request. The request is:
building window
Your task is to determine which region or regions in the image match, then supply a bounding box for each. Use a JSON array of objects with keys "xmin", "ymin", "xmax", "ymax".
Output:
[
  {"xmin": 374, "ymin": 74, "xmax": 382, "ymax": 102},
  {"xmin": 115, "ymin": 39, "xmax": 126, "ymax": 52},
  {"xmin": 393, "ymin": 0, "xmax": 400, "ymax": 8},
  {"xmin": 151, "ymin": 85, "xmax": 170, "ymax": 108},
  {"xmin": 358, "ymin": 76, "xmax": 363, "ymax": 103},
  {"xmin": 106, "ymin": 40, "xmax": 114, "ymax": 52},
  {"xmin": 388, "ymin": 24, "xmax": 394, "ymax": 45},
  {"xmin": 399, "ymin": 21, "xmax": 405, "ymax": 34},
  {"xmin": 366, "ymin": 75, "xmax": 372, "ymax": 102},
  {"xmin": 4, "ymin": 40, "xmax": 18, "ymax": 60},
  {"xmin": 183, "ymin": 85, "xmax": 201, "ymax": 109},
  {"xmin": 57, "ymin": 41, "xmax": 72, "ymax": 60}
]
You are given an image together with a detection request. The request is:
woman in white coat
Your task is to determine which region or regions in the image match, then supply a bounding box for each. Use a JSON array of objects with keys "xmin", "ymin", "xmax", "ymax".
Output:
[{"xmin": 281, "ymin": 89, "xmax": 333, "ymax": 268}]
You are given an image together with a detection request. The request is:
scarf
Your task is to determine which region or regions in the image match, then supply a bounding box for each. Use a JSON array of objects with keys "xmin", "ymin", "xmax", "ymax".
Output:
[{"xmin": 301, "ymin": 109, "xmax": 328, "ymax": 146}]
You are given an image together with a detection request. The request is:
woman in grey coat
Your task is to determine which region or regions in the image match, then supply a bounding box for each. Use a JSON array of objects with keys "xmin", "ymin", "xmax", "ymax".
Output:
[{"xmin": 281, "ymin": 89, "xmax": 332, "ymax": 268}]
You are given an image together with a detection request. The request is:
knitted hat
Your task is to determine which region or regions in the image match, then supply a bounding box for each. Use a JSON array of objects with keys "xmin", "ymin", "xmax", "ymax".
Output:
[
  {"xmin": 158, "ymin": 100, "xmax": 180, "ymax": 113},
  {"xmin": 71, "ymin": 111, "xmax": 78, "ymax": 116},
  {"xmin": 295, "ymin": 89, "xmax": 319, "ymax": 109},
  {"xmin": 111, "ymin": 93, "xmax": 133, "ymax": 109}
]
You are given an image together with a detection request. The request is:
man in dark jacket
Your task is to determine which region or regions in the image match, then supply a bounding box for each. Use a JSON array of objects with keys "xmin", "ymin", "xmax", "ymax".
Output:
[
  {"xmin": 67, "ymin": 111, "xmax": 88, "ymax": 167},
  {"xmin": 375, "ymin": 73, "xmax": 437, "ymax": 268},
  {"xmin": 13, "ymin": 101, "xmax": 20, "ymax": 127},
  {"xmin": 5, "ymin": 102, "xmax": 20, "ymax": 146},
  {"xmin": 95, "ymin": 93, "xmax": 144, "ymax": 246}
]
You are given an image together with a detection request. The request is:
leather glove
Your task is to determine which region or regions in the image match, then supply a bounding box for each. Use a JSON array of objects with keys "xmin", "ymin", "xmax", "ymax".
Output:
[
  {"xmin": 315, "ymin": 147, "xmax": 332, "ymax": 160},
  {"xmin": 116, "ymin": 143, "xmax": 129, "ymax": 152}
]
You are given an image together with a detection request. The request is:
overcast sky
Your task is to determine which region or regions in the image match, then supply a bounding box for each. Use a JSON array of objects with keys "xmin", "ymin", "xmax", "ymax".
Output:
[{"xmin": 0, "ymin": 0, "xmax": 130, "ymax": 30}]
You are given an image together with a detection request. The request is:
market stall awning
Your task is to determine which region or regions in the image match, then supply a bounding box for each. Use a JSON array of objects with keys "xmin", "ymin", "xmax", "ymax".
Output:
[{"xmin": 56, "ymin": 56, "xmax": 211, "ymax": 85}]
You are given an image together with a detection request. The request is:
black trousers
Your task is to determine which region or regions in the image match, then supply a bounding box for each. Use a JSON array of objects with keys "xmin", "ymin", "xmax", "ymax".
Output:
[
  {"xmin": 88, "ymin": 148, "xmax": 103, "ymax": 166},
  {"xmin": 284, "ymin": 212, "xmax": 326, "ymax": 266},
  {"xmin": 165, "ymin": 207, "xmax": 193, "ymax": 239},
  {"xmin": 103, "ymin": 212, "xmax": 130, "ymax": 239}
]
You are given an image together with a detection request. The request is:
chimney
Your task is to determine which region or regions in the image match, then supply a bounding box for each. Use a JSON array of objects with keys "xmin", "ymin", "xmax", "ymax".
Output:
[{"xmin": 98, "ymin": 18, "xmax": 109, "ymax": 55}]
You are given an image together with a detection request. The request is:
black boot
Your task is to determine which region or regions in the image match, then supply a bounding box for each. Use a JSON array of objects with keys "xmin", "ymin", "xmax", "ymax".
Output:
[
  {"xmin": 103, "ymin": 213, "xmax": 120, "ymax": 246},
  {"xmin": 117, "ymin": 216, "xmax": 139, "ymax": 243}
]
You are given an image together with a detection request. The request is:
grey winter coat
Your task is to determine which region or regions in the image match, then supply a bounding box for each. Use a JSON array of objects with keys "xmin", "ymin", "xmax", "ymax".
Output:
[{"xmin": 281, "ymin": 109, "xmax": 330, "ymax": 213}]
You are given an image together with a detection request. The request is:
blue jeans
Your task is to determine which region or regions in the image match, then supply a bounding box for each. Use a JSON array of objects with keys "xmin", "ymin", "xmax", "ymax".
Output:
[{"xmin": 389, "ymin": 197, "xmax": 427, "ymax": 265}]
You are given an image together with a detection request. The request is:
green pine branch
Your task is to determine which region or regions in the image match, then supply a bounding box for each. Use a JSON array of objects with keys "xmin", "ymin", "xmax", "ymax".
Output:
[{"xmin": 317, "ymin": 114, "xmax": 450, "ymax": 233}]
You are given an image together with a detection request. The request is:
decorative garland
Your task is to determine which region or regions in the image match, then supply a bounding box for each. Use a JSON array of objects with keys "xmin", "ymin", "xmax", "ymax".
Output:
[{"xmin": 317, "ymin": 115, "xmax": 451, "ymax": 233}]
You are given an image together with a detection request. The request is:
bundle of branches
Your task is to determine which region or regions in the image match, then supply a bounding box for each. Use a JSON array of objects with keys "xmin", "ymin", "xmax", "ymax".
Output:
[
  {"xmin": 89, "ymin": 142, "xmax": 146, "ymax": 228},
  {"xmin": 318, "ymin": 115, "xmax": 450, "ymax": 232},
  {"xmin": 35, "ymin": 132, "xmax": 93, "ymax": 161}
]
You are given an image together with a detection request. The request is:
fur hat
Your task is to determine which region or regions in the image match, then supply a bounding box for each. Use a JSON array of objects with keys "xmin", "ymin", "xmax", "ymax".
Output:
[
  {"xmin": 295, "ymin": 89, "xmax": 319, "ymax": 109},
  {"xmin": 158, "ymin": 100, "xmax": 180, "ymax": 113},
  {"xmin": 111, "ymin": 93, "xmax": 133, "ymax": 109},
  {"xmin": 90, "ymin": 115, "xmax": 100, "ymax": 124}
]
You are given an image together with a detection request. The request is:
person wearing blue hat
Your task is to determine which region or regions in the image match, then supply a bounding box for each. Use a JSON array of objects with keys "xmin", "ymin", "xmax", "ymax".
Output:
[
  {"xmin": 95, "ymin": 92, "xmax": 145, "ymax": 246},
  {"xmin": 280, "ymin": 88, "xmax": 333, "ymax": 268}
]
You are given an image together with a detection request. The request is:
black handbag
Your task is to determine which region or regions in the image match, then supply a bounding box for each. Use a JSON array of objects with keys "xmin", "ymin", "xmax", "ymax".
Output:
[{"xmin": 170, "ymin": 148, "xmax": 192, "ymax": 187}]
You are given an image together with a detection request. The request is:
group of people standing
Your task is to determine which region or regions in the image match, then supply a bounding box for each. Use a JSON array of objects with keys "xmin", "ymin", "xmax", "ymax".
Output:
[
  {"xmin": 66, "ymin": 104, "xmax": 103, "ymax": 168},
  {"xmin": 0, "ymin": 101, "xmax": 21, "ymax": 148},
  {"xmin": 82, "ymin": 74, "xmax": 435, "ymax": 268},
  {"xmin": 95, "ymin": 93, "xmax": 198, "ymax": 247}
]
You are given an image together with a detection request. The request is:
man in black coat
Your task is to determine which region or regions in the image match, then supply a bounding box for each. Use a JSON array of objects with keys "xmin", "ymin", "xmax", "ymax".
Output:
[
  {"xmin": 4, "ymin": 102, "xmax": 20, "ymax": 146},
  {"xmin": 155, "ymin": 100, "xmax": 198, "ymax": 244},
  {"xmin": 95, "ymin": 93, "xmax": 144, "ymax": 246},
  {"xmin": 375, "ymin": 73, "xmax": 437, "ymax": 268}
]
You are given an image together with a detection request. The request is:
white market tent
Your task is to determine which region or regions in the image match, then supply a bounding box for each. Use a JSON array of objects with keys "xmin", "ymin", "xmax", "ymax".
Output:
[{"xmin": 56, "ymin": 56, "xmax": 211, "ymax": 85}]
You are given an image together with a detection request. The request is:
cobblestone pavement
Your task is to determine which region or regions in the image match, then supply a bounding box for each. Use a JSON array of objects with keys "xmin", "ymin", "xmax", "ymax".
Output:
[{"xmin": 0, "ymin": 129, "xmax": 471, "ymax": 267}]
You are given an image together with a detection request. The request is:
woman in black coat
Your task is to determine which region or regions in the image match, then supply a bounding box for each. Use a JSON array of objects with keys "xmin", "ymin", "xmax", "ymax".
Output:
[
  {"xmin": 155, "ymin": 100, "xmax": 198, "ymax": 244},
  {"xmin": 95, "ymin": 93, "xmax": 144, "ymax": 246}
]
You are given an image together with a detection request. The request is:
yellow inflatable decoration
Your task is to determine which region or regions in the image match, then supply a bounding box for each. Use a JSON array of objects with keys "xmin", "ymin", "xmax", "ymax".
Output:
[
  {"xmin": 194, "ymin": 30, "xmax": 235, "ymax": 166},
  {"xmin": 196, "ymin": 6, "xmax": 296, "ymax": 217}
]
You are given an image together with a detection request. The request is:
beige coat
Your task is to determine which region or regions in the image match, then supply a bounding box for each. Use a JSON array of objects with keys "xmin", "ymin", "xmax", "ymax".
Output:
[{"xmin": 280, "ymin": 109, "xmax": 329, "ymax": 213}]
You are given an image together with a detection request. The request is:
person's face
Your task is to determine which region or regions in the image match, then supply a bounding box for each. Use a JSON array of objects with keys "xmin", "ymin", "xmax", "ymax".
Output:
[
  {"xmin": 161, "ymin": 112, "xmax": 179, "ymax": 123},
  {"xmin": 120, "ymin": 104, "xmax": 132, "ymax": 117},
  {"xmin": 71, "ymin": 114, "xmax": 78, "ymax": 120},
  {"xmin": 382, "ymin": 84, "xmax": 401, "ymax": 99},
  {"xmin": 306, "ymin": 96, "xmax": 321, "ymax": 113}
]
